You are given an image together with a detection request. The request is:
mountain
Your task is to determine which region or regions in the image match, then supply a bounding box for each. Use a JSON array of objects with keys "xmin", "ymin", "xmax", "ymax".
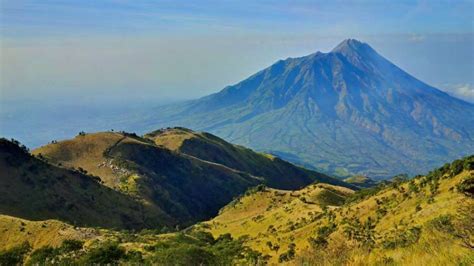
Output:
[
  {"xmin": 0, "ymin": 138, "xmax": 170, "ymax": 229},
  {"xmin": 32, "ymin": 129, "xmax": 352, "ymax": 227},
  {"xmin": 134, "ymin": 39, "xmax": 474, "ymax": 179},
  {"xmin": 198, "ymin": 155, "xmax": 474, "ymax": 264},
  {"xmin": 144, "ymin": 127, "xmax": 353, "ymax": 189}
]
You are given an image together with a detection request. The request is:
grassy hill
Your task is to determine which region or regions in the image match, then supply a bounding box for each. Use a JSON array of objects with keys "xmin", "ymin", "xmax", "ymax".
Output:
[
  {"xmin": 0, "ymin": 215, "xmax": 98, "ymax": 251},
  {"xmin": 0, "ymin": 153, "xmax": 472, "ymax": 265},
  {"xmin": 0, "ymin": 138, "xmax": 170, "ymax": 229},
  {"xmin": 145, "ymin": 127, "xmax": 355, "ymax": 190},
  {"xmin": 196, "ymin": 155, "xmax": 474, "ymax": 265},
  {"xmin": 33, "ymin": 129, "xmax": 354, "ymax": 227},
  {"xmin": 32, "ymin": 131, "xmax": 263, "ymax": 226}
]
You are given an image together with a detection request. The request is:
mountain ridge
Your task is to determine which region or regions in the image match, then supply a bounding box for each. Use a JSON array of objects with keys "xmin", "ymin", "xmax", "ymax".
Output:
[
  {"xmin": 130, "ymin": 39, "xmax": 474, "ymax": 179},
  {"xmin": 27, "ymin": 128, "xmax": 354, "ymax": 228}
]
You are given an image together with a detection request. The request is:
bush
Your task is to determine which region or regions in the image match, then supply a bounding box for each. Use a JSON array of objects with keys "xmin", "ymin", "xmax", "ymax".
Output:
[
  {"xmin": 60, "ymin": 239, "xmax": 83, "ymax": 253},
  {"xmin": 190, "ymin": 230, "xmax": 215, "ymax": 244},
  {"xmin": 309, "ymin": 224, "xmax": 337, "ymax": 248},
  {"xmin": 278, "ymin": 243, "xmax": 296, "ymax": 263},
  {"xmin": 456, "ymin": 176, "xmax": 474, "ymax": 197},
  {"xmin": 449, "ymin": 159, "xmax": 464, "ymax": 177},
  {"xmin": 124, "ymin": 250, "xmax": 144, "ymax": 264},
  {"xmin": 0, "ymin": 242, "xmax": 31, "ymax": 266},
  {"xmin": 26, "ymin": 239, "xmax": 84, "ymax": 265},
  {"xmin": 152, "ymin": 244, "xmax": 216, "ymax": 266},
  {"xmin": 381, "ymin": 226, "xmax": 422, "ymax": 249},
  {"xmin": 429, "ymin": 215, "xmax": 455, "ymax": 234},
  {"xmin": 27, "ymin": 246, "xmax": 57, "ymax": 265},
  {"xmin": 80, "ymin": 242, "xmax": 125, "ymax": 264},
  {"xmin": 408, "ymin": 181, "xmax": 419, "ymax": 193}
]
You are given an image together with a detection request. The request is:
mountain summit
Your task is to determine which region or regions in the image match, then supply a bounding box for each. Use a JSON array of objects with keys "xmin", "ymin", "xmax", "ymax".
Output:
[
  {"xmin": 135, "ymin": 39, "xmax": 474, "ymax": 179},
  {"xmin": 331, "ymin": 38, "xmax": 367, "ymax": 52}
]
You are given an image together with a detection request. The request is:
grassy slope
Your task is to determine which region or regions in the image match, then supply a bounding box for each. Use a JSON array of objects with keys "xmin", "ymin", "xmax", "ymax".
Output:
[
  {"xmin": 200, "ymin": 184, "xmax": 354, "ymax": 264},
  {"xmin": 0, "ymin": 139, "xmax": 170, "ymax": 229},
  {"xmin": 1, "ymin": 151, "xmax": 471, "ymax": 265},
  {"xmin": 33, "ymin": 132, "xmax": 260, "ymax": 226},
  {"xmin": 199, "ymin": 160, "xmax": 473, "ymax": 265},
  {"xmin": 0, "ymin": 215, "xmax": 98, "ymax": 250},
  {"xmin": 145, "ymin": 127, "xmax": 356, "ymax": 190}
]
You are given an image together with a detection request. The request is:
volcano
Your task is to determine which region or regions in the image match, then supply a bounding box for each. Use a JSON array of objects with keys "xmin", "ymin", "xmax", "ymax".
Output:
[{"xmin": 136, "ymin": 39, "xmax": 474, "ymax": 179}]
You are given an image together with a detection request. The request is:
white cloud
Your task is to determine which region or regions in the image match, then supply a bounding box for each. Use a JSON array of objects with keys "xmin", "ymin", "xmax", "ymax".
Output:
[{"xmin": 441, "ymin": 83, "xmax": 474, "ymax": 103}]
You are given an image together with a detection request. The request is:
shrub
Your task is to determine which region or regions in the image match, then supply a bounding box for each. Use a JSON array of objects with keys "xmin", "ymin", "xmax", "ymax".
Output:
[
  {"xmin": 456, "ymin": 176, "xmax": 474, "ymax": 197},
  {"xmin": 124, "ymin": 250, "xmax": 144, "ymax": 264},
  {"xmin": 449, "ymin": 159, "xmax": 464, "ymax": 177},
  {"xmin": 415, "ymin": 204, "xmax": 422, "ymax": 212},
  {"xmin": 343, "ymin": 218, "xmax": 376, "ymax": 248},
  {"xmin": 152, "ymin": 244, "xmax": 216, "ymax": 266},
  {"xmin": 429, "ymin": 215, "xmax": 455, "ymax": 234},
  {"xmin": 309, "ymin": 224, "xmax": 337, "ymax": 249},
  {"xmin": 60, "ymin": 239, "xmax": 84, "ymax": 253},
  {"xmin": 381, "ymin": 226, "xmax": 422, "ymax": 249},
  {"xmin": 80, "ymin": 242, "xmax": 125, "ymax": 264},
  {"xmin": 278, "ymin": 243, "xmax": 296, "ymax": 263},
  {"xmin": 27, "ymin": 246, "xmax": 57, "ymax": 265},
  {"xmin": 452, "ymin": 203, "xmax": 474, "ymax": 249},
  {"xmin": 190, "ymin": 230, "xmax": 215, "ymax": 244},
  {"xmin": 408, "ymin": 181, "xmax": 419, "ymax": 193},
  {"xmin": 0, "ymin": 242, "xmax": 31, "ymax": 266}
]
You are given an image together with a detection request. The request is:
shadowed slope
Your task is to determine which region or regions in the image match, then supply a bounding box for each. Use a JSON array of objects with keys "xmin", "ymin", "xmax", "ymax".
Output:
[
  {"xmin": 145, "ymin": 127, "xmax": 354, "ymax": 190},
  {"xmin": 33, "ymin": 132, "xmax": 261, "ymax": 226},
  {"xmin": 0, "ymin": 138, "xmax": 170, "ymax": 229}
]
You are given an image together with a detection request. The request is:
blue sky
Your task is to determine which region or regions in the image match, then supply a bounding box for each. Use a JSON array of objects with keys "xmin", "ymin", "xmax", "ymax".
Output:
[{"xmin": 1, "ymin": 0, "xmax": 473, "ymax": 102}]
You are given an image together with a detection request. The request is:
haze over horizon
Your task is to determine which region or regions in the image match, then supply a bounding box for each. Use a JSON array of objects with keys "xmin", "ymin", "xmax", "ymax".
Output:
[{"xmin": 1, "ymin": 0, "xmax": 473, "ymax": 104}]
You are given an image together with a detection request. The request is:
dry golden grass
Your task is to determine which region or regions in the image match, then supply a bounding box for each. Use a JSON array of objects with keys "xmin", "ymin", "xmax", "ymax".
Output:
[
  {"xmin": 145, "ymin": 128, "xmax": 195, "ymax": 151},
  {"xmin": 203, "ymin": 170, "xmax": 473, "ymax": 265},
  {"xmin": 33, "ymin": 132, "xmax": 124, "ymax": 187},
  {"xmin": 201, "ymin": 184, "xmax": 354, "ymax": 264},
  {"xmin": 0, "ymin": 215, "xmax": 99, "ymax": 251}
]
